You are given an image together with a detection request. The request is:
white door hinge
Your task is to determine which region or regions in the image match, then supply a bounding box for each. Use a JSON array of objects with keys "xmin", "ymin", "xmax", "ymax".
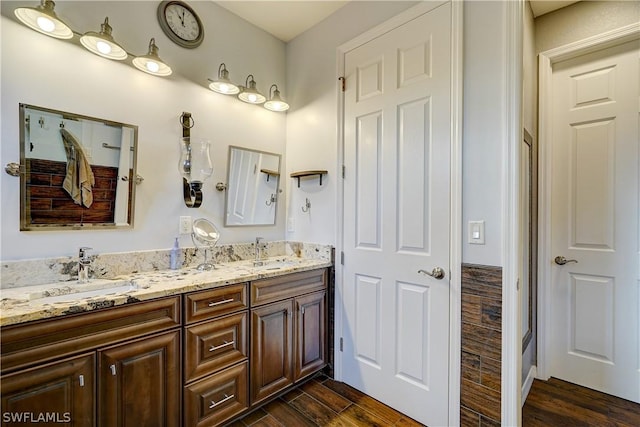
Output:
[
  {"xmin": 340, "ymin": 337, "xmax": 343, "ymax": 352},
  {"xmin": 342, "ymin": 165, "xmax": 346, "ymax": 179},
  {"xmin": 340, "ymin": 251, "xmax": 344, "ymax": 265},
  {"xmin": 339, "ymin": 76, "xmax": 345, "ymax": 92}
]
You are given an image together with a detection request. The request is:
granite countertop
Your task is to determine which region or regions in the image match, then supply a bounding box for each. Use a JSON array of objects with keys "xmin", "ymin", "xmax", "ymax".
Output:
[{"xmin": 0, "ymin": 255, "xmax": 332, "ymax": 327}]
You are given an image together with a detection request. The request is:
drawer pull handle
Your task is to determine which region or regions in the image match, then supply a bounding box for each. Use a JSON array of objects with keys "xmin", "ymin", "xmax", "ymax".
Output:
[
  {"xmin": 209, "ymin": 341, "xmax": 234, "ymax": 352},
  {"xmin": 208, "ymin": 298, "xmax": 235, "ymax": 307},
  {"xmin": 79, "ymin": 375, "xmax": 85, "ymax": 387},
  {"xmin": 209, "ymin": 394, "xmax": 234, "ymax": 409},
  {"xmin": 110, "ymin": 365, "xmax": 117, "ymax": 376}
]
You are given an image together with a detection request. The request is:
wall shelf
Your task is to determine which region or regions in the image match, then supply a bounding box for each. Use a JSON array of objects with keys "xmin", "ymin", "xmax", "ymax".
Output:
[
  {"xmin": 260, "ymin": 168, "xmax": 280, "ymax": 182},
  {"xmin": 290, "ymin": 170, "xmax": 327, "ymax": 187}
]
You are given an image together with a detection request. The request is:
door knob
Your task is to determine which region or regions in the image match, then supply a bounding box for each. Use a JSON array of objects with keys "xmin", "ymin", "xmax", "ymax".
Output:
[
  {"xmin": 418, "ymin": 267, "xmax": 446, "ymax": 280},
  {"xmin": 554, "ymin": 256, "xmax": 578, "ymax": 265}
]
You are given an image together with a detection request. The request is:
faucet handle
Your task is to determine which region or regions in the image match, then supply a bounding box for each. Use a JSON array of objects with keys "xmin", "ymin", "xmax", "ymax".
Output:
[{"xmin": 79, "ymin": 247, "xmax": 92, "ymax": 259}]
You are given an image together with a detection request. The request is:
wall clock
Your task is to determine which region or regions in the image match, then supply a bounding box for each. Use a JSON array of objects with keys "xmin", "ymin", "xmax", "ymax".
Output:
[{"xmin": 157, "ymin": 1, "xmax": 204, "ymax": 49}]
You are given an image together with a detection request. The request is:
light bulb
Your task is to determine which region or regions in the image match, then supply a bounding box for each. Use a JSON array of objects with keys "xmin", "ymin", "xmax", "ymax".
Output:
[
  {"xmin": 146, "ymin": 61, "xmax": 160, "ymax": 73},
  {"xmin": 96, "ymin": 40, "xmax": 112, "ymax": 54},
  {"xmin": 248, "ymin": 94, "xmax": 257, "ymax": 103},
  {"xmin": 219, "ymin": 83, "xmax": 229, "ymax": 93},
  {"xmin": 36, "ymin": 16, "xmax": 55, "ymax": 32}
]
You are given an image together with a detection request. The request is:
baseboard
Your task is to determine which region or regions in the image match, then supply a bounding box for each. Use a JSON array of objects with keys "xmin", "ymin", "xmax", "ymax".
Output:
[{"xmin": 522, "ymin": 365, "xmax": 537, "ymax": 405}]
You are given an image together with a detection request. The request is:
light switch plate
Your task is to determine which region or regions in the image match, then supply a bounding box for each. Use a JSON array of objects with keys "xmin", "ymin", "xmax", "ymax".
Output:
[{"xmin": 468, "ymin": 220, "xmax": 485, "ymax": 244}]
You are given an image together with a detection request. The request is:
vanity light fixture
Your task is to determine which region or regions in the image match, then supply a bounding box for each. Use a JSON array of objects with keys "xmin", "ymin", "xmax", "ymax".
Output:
[
  {"xmin": 238, "ymin": 74, "xmax": 266, "ymax": 105},
  {"xmin": 14, "ymin": 0, "xmax": 73, "ymax": 39},
  {"xmin": 80, "ymin": 17, "xmax": 127, "ymax": 60},
  {"xmin": 209, "ymin": 63, "xmax": 239, "ymax": 95},
  {"xmin": 133, "ymin": 38, "xmax": 172, "ymax": 76},
  {"xmin": 264, "ymin": 84, "xmax": 290, "ymax": 112}
]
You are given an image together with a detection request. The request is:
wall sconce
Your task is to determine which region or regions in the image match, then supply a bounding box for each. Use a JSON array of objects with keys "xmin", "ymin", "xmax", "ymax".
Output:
[
  {"xmin": 179, "ymin": 113, "xmax": 213, "ymax": 208},
  {"xmin": 14, "ymin": 0, "xmax": 73, "ymax": 39},
  {"xmin": 133, "ymin": 38, "xmax": 172, "ymax": 76},
  {"xmin": 209, "ymin": 63, "xmax": 239, "ymax": 95},
  {"xmin": 80, "ymin": 17, "xmax": 127, "ymax": 60},
  {"xmin": 238, "ymin": 75, "xmax": 266, "ymax": 104},
  {"xmin": 264, "ymin": 84, "xmax": 290, "ymax": 112}
]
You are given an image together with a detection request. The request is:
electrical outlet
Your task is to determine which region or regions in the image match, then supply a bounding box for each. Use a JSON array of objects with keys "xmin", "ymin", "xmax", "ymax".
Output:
[{"xmin": 179, "ymin": 216, "xmax": 192, "ymax": 235}]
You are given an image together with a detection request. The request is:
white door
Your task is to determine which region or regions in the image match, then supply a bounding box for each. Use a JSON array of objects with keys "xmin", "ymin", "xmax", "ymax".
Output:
[
  {"xmin": 550, "ymin": 39, "xmax": 639, "ymax": 403},
  {"xmin": 342, "ymin": 3, "xmax": 451, "ymax": 425}
]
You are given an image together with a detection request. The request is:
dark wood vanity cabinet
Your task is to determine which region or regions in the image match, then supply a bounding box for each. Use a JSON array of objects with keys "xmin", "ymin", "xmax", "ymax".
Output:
[
  {"xmin": 1, "ymin": 354, "xmax": 95, "ymax": 426},
  {"xmin": 98, "ymin": 330, "xmax": 181, "ymax": 427},
  {"xmin": 250, "ymin": 269, "xmax": 328, "ymax": 406},
  {"xmin": 0, "ymin": 268, "xmax": 329, "ymax": 427},
  {"xmin": 183, "ymin": 284, "xmax": 250, "ymax": 427},
  {"xmin": 0, "ymin": 296, "xmax": 181, "ymax": 427}
]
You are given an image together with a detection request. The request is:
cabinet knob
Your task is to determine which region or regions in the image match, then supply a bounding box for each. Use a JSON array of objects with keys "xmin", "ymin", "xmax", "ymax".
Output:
[
  {"xmin": 79, "ymin": 375, "xmax": 85, "ymax": 387},
  {"xmin": 110, "ymin": 364, "xmax": 117, "ymax": 376}
]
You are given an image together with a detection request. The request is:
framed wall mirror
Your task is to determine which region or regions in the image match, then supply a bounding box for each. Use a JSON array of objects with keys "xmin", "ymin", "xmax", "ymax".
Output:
[
  {"xmin": 19, "ymin": 104, "xmax": 138, "ymax": 230},
  {"xmin": 224, "ymin": 146, "xmax": 281, "ymax": 226}
]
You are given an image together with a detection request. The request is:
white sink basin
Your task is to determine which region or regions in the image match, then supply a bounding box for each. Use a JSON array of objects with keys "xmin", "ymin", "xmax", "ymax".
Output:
[{"xmin": 26, "ymin": 280, "xmax": 138, "ymax": 304}]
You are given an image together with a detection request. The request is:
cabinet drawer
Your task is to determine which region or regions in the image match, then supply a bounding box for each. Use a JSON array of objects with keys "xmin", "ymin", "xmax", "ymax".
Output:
[
  {"xmin": 251, "ymin": 269, "xmax": 327, "ymax": 306},
  {"xmin": 184, "ymin": 361, "xmax": 248, "ymax": 427},
  {"xmin": 1, "ymin": 296, "xmax": 181, "ymax": 374},
  {"xmin": 185, "ymin": 283, "xmax": 248, "ymax": 324},
  {"xmin": 185, "ymin": 312, "xmax": 248, "ymax": 383}
]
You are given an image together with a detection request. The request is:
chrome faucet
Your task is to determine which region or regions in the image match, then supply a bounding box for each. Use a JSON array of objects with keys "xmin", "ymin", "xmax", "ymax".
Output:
[
  {"xmin": 253, "ymin": 237, "xmax": 265, "ymax": 266},
  {"xmin": 78, "ymin": 247, "xmax": 92, "ymax": 283}
]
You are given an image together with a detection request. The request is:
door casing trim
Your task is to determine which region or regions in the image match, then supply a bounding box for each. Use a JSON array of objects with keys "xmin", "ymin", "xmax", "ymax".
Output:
[
  {"xmin": 536, "ymin": 22, "xmax": 640, "ymax": 382},
  {"xmin": 334, "ymin": 1, "xmax": 463, "ymax": 425}
]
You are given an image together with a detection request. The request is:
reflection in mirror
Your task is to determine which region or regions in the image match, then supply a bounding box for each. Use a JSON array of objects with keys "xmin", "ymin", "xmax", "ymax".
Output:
[
  {"xmin": 224, "ymin": 146, "xmax": 281, "ymax": 226},
  {"xmin": 19, "ymin": 104, "xmax": 138, "ymax": 230}
]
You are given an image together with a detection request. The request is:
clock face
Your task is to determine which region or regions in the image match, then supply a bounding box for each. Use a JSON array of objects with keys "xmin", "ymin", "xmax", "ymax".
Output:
[{"xmin": 157, "ymin": 1, "xmax": 204, "ymax": 48}]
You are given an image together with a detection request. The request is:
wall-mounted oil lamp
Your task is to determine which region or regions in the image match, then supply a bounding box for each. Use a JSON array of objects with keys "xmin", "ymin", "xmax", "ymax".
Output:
[{"xmin": 179, "ymin": 112, "xmax": 212, "ymax": 208}]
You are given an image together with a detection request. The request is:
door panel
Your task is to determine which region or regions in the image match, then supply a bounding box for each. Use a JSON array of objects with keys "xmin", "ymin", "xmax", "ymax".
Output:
[
  {"xmin": 342, "ymin": 3, "xmax": 452, "ymax": 425},
  {"xmin": 550, "ymin": 39, "xmax": 639, "ymax": 403}
]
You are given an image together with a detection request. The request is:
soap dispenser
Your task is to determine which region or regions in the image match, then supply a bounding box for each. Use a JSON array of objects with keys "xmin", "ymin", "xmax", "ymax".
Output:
[{"xmin": 170, "ymin": 237, "xmax": 180, "ymax": 270}]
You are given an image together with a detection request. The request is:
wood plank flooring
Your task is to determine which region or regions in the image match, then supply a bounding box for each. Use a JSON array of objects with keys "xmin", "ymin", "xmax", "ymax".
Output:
[
  {"xmin": 523, "ymin": 377, "xmax": 640, "ymax": 426},
  {"xmin": 230, "ymin": 375, "xmax": 640, "ymax": 426},
  {"xmin": 228, "ymin": 375, "xmax": 424, "ymax": 427}
]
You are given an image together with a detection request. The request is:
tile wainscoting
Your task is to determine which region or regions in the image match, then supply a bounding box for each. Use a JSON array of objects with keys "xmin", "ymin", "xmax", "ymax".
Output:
[{"xmin": 461, "ymin": 263, "xmax": 503, "ymax": 426}]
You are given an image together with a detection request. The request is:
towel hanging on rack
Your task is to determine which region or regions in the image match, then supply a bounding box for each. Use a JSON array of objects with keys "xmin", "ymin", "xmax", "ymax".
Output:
[{"xmin": 60, "ymin": 128, "xmax": 95, "ymax": 208}]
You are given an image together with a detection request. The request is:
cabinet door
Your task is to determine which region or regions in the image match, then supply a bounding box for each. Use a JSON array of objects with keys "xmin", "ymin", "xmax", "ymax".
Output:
[
  {"xmin": 250, "ymin": 300, "xmax": 293, "ymax": 405},
  {"xmin": 1, "ymin": 354, "xmax": 95, "ymax": 427},
  {"xmin": 295, "ymin": 291, "xmax": 327, "ymax": 380},
  {"xmin": 99, "ymin": 330, "xmax": 180, "ymax": 427}
]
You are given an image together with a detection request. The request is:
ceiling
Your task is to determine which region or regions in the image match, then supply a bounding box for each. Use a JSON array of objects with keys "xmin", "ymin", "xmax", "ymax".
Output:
[
  {"xmin": 215, "ymin": 1, "xmax": 580, "ymax": 43},
  {"xmin": 215, "ymin": 1, "xmax": 349, "ymax": 42}
]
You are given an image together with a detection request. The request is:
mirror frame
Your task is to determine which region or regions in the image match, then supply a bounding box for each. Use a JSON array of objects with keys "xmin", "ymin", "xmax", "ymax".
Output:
[
  {"xmin": 224, "ymin": 145, "xmax": 281, "ymax": 227},
  {"xmin": 19, "ymin": 103, "xmax": 139, "ymax": 231}
]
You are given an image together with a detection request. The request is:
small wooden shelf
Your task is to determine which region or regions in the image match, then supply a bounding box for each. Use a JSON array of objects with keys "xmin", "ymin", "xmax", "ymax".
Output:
[
  {"xmin": 290, "ymin": 170, "xmax": 327, "ymax": 187},
  {"xmin": 260, "ymin": 169, "xmax": 280, "ymax": 182}
]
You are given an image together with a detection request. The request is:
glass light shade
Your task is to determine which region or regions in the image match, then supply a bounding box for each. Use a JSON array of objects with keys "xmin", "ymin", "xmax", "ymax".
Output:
[
  {"xmin": 179, "ymin": 138, "xmax": 213, "ymax": 186},
  {"xmin": 264, "ymin": 85, "xmax": 290, "ymax": 112},
  {"xmin": 238, "ymin": 75, "xmax": 266, "ymax": 104},
  {"xmin": 133, "ymin": 38, "xmax": 172, "ymax": 76},
  {"xmin": 14, "ymin": 0, "xmax": 73, "ymax": 39},
  {"xmin": 209, "ymin": 64, "xmax": 239, "ymax": 95},
  {"xmin": 80, "ymin": 17, "xmax": 127, "ymax": 60}
]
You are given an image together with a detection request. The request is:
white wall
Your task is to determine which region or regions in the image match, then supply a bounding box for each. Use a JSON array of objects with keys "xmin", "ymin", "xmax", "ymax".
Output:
[
  {"xmin": 284, "ymin": 1, "xmax": 417, "ymax": 245},
  {"xmin": 1, "ymin": 1, "xmax": 287, "ymax": 261},
  {"xmin": 535, "ymin": 0, "xmax": 639, "ymax": 52},
  {"xmin": 285, "ymin": 1, "xmax": 509, "ymax": 267},
  {"xmin": 461, "ymin": 1, "xmax": 506, "ymax": 266}
]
